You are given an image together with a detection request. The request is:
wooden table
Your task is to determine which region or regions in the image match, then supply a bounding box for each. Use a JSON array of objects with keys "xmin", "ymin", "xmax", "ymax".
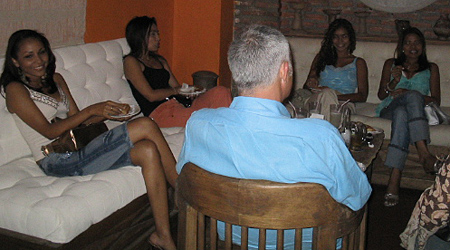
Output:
[
  {"xmin": 351, "ymin": 132, "xmax": 385, "ymax": 181},
  {"xmin": 349, "ymin": 132, "xmax": 384, "ymax": 249}
]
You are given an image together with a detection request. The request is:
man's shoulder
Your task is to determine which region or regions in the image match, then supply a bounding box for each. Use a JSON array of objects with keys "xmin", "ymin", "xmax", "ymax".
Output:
[{"xmin": 187, "ymin": 106, "xmax": 234, "ymax": 126}]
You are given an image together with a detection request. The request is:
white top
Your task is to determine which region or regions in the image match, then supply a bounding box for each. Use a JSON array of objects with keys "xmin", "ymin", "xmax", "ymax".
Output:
[{"xmin": 12, "ymin": 85, "xmax": 69, "ymax": 161}]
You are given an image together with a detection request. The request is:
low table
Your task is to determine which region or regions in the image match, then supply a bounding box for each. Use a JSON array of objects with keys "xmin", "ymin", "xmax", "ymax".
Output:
[
  {"xmin": 351, "ymin": 132, "xmax": 385, "ymax": 181},
  {"xmin": 349, "ymin": 132, "xmax": 384, "ymax": 249}
]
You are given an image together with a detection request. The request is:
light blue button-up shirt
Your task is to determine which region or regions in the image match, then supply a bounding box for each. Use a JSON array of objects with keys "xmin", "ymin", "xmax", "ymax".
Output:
[{"xmin": 177, "ymin": 96, "xmax": 372, "ymax": 250}]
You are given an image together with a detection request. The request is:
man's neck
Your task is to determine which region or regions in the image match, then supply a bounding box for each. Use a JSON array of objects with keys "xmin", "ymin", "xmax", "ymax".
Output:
[{"xmin": 241, "ymin": 82, "xmax": 285, "ymax": 102}]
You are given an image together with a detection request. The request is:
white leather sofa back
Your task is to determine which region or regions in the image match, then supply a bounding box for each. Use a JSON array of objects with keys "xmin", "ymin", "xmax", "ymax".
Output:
[
  {"xmin": 287, "ymin": 36, "xmax": 450, "ymax": 106},
  {"xmin": 0, "ymin": 38, "xmax": 137, "ymax": 166}
]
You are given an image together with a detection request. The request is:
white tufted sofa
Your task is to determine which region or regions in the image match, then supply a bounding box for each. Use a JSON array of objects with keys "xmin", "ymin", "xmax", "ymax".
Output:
[
  {"xmin": 0, "ymin": 38, "xmax": 184, "ymax": 248},
  {"xmin": 288, "ymin": 36, "xmax": 450, "ymax": 189}
]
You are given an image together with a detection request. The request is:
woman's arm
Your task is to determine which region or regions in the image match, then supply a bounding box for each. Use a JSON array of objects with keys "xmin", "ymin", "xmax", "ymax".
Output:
[
  {"xmin": 377, "ymin": 58, "xmax": 397, "ymax": 100},
  {"xmin": 337, "ymin": 57, "xmax": 368, "ymax": 102},
  {"xmin": 426, "ymin": 62, "xmax": 440, "ymax": 105},
  {"xmin": 303, "ymin": 54, "xmax": 320, "ymax": 89},
  {"xmin": 124, "ymin": 56, "xmax": 178, "ymax": 102},
  {"xmin": 6, "ymin": 75, "xmax": 127, "ymax": 139},
  {"xmin": 159, "ymin": 57, "xmax": 180, "ymax": 88}
]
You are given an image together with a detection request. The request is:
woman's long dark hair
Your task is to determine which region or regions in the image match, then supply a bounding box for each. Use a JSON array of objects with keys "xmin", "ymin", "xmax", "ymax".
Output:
[
  {"xmin": 394, "ymin": 27, "xmax": 430, "ymax": 72},
  {"xmin": 125, "ymin": 16, "xmax": 160, "ymax": 59},
  {"xmin": 0, "ymin": 29, "xmax": 57, "ymax": 95},
  {"xmin": 315, "ymin": 18, "xmax": 356, "ymax": 74}
]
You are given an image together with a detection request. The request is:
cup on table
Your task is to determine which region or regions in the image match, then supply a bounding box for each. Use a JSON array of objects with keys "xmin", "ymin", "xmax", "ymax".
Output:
[
  {"xmin": 308, "ymin": 101, "xmax": 321, "ymax": 117},
  {"xmin": 350, "ymin": 121, "xmax": 367, "ymax": 151},
  {"xmin": 294, "ymin": 107, "xmax": 308, "ymax": 118},
  {"xmin": 329, "ymin": 104, "xmax": 342, "ymax": 128}
]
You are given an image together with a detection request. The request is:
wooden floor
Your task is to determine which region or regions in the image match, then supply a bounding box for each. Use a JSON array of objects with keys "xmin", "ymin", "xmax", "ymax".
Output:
[
  {"xmin": 370, "ymin": 141, "xmax": 444, "ymax": 190},
  {"xmin": 366, "ymin": 184, "xmax": 423, "ymax": 250}
]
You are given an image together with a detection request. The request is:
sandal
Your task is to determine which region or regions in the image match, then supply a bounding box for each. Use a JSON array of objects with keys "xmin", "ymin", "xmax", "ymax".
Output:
[{"xmin": 384, "ymin": 193, "xmax": 399, "ymax": 207}]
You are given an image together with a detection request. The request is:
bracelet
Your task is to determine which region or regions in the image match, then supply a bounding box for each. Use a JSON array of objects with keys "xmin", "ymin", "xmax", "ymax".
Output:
[{"xmin": 386, "ymin": 80, "xmax": 397, "ymax": 92}]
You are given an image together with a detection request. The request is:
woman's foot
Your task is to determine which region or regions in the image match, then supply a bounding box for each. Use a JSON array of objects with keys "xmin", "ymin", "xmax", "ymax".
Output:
[
  {"xmin": 421, "ymin": 154, "xmax": 438, "ymax": 175},
  {"xmin": 384, "ymin": 193, "xmax": 399, "ymax": 207},
  {"xmin": 384, "ymin": 167, "xmax": 401, "ymax": 207},
  {"xmin": 148, "ymin": 232, "xmax": 177, "ymax": 250}
]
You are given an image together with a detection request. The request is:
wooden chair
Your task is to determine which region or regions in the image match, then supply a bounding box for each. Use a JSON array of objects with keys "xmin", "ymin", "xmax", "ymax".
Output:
[{"xmin": 176, "ymin": 163, "xmax": 367, "ymax": 250}]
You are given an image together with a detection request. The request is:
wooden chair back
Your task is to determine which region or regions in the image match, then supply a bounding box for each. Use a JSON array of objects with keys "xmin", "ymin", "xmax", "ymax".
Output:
[{"xmin": 176, "ymin": 162, "xmax": 367, "ymax": 250}]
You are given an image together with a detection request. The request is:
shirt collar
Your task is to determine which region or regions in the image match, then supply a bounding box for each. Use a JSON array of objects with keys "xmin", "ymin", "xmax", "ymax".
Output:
[{"xmin": 230, "ymin": 96, "xmax": 291, "ymax": 118}]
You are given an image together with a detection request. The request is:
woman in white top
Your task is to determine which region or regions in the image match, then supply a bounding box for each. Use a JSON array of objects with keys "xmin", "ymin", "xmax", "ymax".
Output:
[{"xmin": 0, "ymin": 29, "xmax": 176, "ymax": 250}]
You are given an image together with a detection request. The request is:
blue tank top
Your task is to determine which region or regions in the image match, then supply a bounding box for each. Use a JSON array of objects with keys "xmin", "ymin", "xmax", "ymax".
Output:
[
  {"xmin": 319, "ymin": 58, "xmax": 358, "ymax": 94},
  {"xmin": 375, "ymin": 69, "xmax": 431, "ymax": 116}
]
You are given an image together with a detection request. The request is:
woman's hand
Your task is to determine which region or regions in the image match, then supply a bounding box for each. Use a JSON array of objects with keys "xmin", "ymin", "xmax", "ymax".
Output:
[
  {"xmin": 391, "ymin": 65, "xmax": 403, "ymax": 84},
  {"xmin": 88, "ymin": 101, "xmax": 132, "ymax": 121},
  {"xmin": 390, "ymin": 88, "xmax": 408, "ymax": 99},
  {"xmin": 305, "ymin": 77, "xmax": 319, "ymax": 89}
]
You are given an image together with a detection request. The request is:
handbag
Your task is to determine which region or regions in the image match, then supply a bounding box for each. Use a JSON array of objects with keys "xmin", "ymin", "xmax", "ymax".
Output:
[
  {"xmin": 41, "ymin": 122, "xmax": 108, "ymax": 156},
  {"xmin": 424, "ymin": 104, "xmax": 440, "ymax": 125}
]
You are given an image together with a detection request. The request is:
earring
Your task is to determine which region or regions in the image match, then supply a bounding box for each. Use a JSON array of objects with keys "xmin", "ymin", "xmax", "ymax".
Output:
[
  {"xmin": 18, "ymin": 68, "xmax": 29, "ymax": 85},
  {"xmin": 41, "ymin": 73, "xmax": 47, "ymax": 86}
]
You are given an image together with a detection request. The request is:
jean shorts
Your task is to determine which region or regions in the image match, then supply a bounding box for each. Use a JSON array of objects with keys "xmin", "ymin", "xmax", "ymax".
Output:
[{"xmin": 39, "ymin": 123, "xmax": 135, "ymax": 177}]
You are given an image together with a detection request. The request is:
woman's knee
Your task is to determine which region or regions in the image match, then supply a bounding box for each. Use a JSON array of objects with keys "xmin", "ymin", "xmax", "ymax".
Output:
[
  {"xmin": 131, "ymin": 140, "xmax": 160, "ymax": 164},
  {"xmin": 404, "ymin": 90, "xmax": 424, "ymax": 104},
  {"xmin": 128, "ymin": 117, "xmax": 159, "ymax": 132},
  {"xmin": 392, "ymin": 107, "xmax": 408, "ymax": 123}
]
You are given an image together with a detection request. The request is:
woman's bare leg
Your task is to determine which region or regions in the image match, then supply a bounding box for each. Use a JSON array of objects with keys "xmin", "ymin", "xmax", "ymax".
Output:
[
  {"xmin": 128, "ymin": 117, "xmax": 178, "ymax": 187},
  {"xmin": 415, "ymin": 140, "xmax": 437, "ymax": 173},
  {"xmin": 385, "ymin": 168, "xmax": 402, "ymax": 207},
  {"xmin": 130, "ymin": 140, "xmax": 176, "ymax": 250}
]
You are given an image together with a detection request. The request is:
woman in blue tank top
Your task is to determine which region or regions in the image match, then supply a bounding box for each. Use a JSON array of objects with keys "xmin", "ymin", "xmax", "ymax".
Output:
[
  {"xmin": 301, "ymin": 19, "xmax": 368, "ymax": 120},
  {"xmin": 376, "ymin": 27, "xmax": 441, "ymax": 208}
]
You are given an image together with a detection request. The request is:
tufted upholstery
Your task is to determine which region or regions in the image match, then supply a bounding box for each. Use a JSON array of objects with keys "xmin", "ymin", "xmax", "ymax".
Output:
[
  {"xmin": 288, "ymin": 37, "xmax": 450, "ymax": 147},
  {"xmin": 0, "ymin": 38, "xmax": 185, "ymax": 243}
]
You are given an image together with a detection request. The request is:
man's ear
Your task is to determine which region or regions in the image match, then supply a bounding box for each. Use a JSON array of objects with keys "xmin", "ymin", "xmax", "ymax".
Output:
[{"xmin": 279, "ymin": 61, "xmax": 290, "ymax": 85}]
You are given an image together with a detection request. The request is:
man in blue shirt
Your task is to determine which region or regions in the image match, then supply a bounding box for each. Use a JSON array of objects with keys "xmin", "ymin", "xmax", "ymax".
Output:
[{"xmin": 176, "ymin": 24, "xmax": 372, "ymax": 250}]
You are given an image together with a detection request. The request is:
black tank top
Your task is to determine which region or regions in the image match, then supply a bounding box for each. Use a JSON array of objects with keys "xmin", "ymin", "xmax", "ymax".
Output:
[{"xmin": 127, "ymin": 57, "xmax": 171, "ymax": 116}]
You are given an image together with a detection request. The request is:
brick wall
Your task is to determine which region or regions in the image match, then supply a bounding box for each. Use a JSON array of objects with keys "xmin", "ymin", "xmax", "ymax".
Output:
[{"xmin": 234, "ymin": 0, "xmax": 450, "ymax": 42}]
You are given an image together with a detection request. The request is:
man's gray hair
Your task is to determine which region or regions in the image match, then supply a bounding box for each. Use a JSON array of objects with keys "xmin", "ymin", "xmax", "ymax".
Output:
[{"xmin": 228, "ymin": 25, "xmax": 292, "ymax": 93}]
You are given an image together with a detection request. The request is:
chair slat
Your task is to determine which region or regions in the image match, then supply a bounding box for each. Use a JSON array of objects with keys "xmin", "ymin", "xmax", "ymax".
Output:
[
  {"xmin": 258, "ymin": 229, "xmax": 266, "ymax": 250},
  {"xmin": 241, "ymin": 226, "xmax": 248, "ymax": 250},
  {"xmin": 225, "ymin": 222, "xmax": 232, "ymax": 250},
  {"xmin": 197, "ymin": 212, "xmax": 205, "ymax": 250},
  {"xmin": 276, "ymin": 229, "xmax": 284, "ymax": 250},
  {"xmin": 210, "ymin": 217, "xmax": 217, "ymax": 250},
  {"xmin": 294, "ymin": 228, "xmax": 302, "ymax": 250}
]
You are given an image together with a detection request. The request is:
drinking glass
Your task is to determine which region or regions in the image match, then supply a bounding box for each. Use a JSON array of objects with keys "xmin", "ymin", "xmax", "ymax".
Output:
[
  {"xmin": 329, "ymin": 104, "xmax": 342, "ymax": 128},
  {"xmin": 294, "ymin": 107, "xmax": 308, "ymax": 118},
  {"xmin": 308, "ymin": 101, "xmax": 321, "ymax": 117}
]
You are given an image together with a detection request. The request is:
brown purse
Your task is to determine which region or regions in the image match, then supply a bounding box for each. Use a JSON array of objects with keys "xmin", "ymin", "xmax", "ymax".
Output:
[{"xmin": 41, "ymin": 122, "xmax": 108, "ymax": 156}]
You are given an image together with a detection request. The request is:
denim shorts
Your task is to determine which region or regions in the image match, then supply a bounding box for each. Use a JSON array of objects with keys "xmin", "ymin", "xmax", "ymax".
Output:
[{"xmin": 39, "ymin": 123, "xmax": 135, "ymax": 177}]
